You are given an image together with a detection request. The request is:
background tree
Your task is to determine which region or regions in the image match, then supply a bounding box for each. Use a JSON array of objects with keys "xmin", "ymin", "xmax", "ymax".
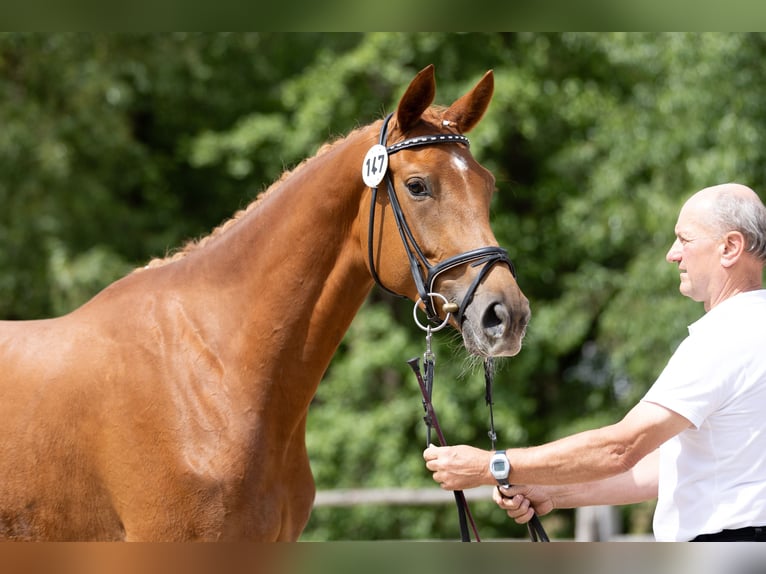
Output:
[{"xmin": 1, "ymin": 32, "xmax": 764, "ymax": 540}]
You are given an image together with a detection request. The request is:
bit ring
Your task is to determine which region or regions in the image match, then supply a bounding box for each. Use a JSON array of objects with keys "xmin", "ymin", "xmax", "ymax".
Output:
[{"xmin": 413, "ymin": 292, "xmax": 453, "ymax": 332}]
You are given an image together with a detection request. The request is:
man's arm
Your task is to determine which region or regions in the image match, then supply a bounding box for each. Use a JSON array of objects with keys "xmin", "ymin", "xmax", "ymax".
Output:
[
  {"xmin": 494, "ymin": 449, "xmax": 660, "ymax": 524},
  {"xmin": 424, "ymin": 401, "xmax": 689, "ymax": 490}
]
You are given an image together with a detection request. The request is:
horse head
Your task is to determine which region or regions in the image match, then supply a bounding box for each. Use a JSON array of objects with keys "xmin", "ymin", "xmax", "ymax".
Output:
[{"xmin": 363, "ymin": 65, "xmax": 530, "ymax": 357}]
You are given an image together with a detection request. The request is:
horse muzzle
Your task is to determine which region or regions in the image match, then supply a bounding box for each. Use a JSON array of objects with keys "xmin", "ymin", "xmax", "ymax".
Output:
[{"xmin": 459, "ymin": 289, "xmax": 531, "ymax": 357}]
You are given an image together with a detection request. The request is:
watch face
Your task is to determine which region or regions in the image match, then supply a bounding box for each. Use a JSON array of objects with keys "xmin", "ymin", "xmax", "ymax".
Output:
[{"xmin": 490, "ymin": 453, "xmax": 509, "ymax": 479}]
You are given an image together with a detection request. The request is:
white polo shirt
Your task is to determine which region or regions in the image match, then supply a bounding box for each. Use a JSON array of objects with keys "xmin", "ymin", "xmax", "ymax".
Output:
[{"xmin": 642, "ymin": 289, "xmax": 766, "ymax": 541}]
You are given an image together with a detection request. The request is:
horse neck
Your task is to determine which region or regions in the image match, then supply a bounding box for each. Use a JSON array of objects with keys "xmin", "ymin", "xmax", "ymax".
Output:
[{"xmin": 182, "ymin": 129, "xmax": 376, "ymax": 402}]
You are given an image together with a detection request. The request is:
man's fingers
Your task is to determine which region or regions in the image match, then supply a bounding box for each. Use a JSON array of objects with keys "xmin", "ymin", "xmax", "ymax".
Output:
[
  {"xmin": 495, "ymin": 491, "xmax": 531, "ymax": 515},
  {"xmin": 422, "ymin": 444, "xmax": 439, "ymax": 461},
  {"xmin": 509, "ymin": 507, "xmax": 536, "ymax": 525}
]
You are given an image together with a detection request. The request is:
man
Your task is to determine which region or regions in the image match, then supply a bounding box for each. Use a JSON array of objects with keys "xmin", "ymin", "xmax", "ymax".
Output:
[{"xmin": 423, "ymin": 183, "xmax": 766, "ymax": 541}]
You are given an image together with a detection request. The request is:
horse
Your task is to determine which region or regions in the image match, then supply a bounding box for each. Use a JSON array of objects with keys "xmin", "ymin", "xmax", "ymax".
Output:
[{"xmin": 0, "ymin": 65, "xmax": 530, "ymax": 541}]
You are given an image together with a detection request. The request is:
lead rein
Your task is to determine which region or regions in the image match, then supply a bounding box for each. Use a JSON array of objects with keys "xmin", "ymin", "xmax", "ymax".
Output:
[
  {"xmin": 409, "ymin": 321, "xmax": 550, "ymax": 542},
  {"xmin": 484, "ymin": 356, "xmax": 550, "ymax": 542},
  {"xmin": 407, "ymin": 356, "xmax": 480, "ymax": 542}
]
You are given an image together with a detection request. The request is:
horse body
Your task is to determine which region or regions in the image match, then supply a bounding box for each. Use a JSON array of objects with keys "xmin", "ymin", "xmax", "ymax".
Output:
[
  {"xmin": 0, "ymin": 130, "xmax": 372, "ymax": 541},
  {"xmin": 0, "ymin": 66, "xmax": 530, "ymax": 540}
]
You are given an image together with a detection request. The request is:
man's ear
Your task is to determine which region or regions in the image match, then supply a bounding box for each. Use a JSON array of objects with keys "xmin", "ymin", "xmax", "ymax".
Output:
[{"xmin": 720, "ymin": 231, "xmax": 746, "ymax": 267}]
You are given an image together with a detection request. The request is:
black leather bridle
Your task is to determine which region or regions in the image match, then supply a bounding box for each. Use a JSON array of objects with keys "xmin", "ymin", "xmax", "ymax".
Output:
[
  {"xmin": 366, "ymin": 113, "xmax": 516, "ymax": 325},
  {"xmin": 367, "ymin": 113, "xmax": 548, "ymax": 542}
]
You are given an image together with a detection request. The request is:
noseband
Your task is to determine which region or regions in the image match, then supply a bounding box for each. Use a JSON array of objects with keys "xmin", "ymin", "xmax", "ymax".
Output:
[{"xmin": 366, "ymin": 113, "xmax": 516, "ymax": 324}]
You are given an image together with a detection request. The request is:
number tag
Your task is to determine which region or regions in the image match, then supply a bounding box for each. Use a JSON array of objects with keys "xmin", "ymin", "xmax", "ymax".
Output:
[{"xmin": 362, "ymin": 144, "xmax": 388, "ymax": 187}]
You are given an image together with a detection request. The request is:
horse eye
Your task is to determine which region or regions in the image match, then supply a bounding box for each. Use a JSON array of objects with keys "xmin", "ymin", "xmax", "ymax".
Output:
[{"xmin": 405, "ymin": 178, "xmax": 429, "ymax": 197}]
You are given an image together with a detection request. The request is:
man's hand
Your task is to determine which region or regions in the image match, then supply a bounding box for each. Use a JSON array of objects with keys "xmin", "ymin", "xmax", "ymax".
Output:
[
  {"xmin": 492, "ymin": 485, "xmax": 554, "ymax": 524},
  {"xmin": 423, "ymin": 444, "xmax": 492, "ymax": 490}
]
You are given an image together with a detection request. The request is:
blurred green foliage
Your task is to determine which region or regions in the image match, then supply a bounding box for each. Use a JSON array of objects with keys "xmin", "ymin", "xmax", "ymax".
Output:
[{"xmin": 1, "ymin": 33, "xmax": 764, "ymax": 540}]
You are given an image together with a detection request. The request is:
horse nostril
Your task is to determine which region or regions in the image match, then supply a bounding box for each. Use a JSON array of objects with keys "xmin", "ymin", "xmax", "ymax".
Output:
[{"xmin": 482, "ymin": 302, "xmax": 509, "ymax": 339}]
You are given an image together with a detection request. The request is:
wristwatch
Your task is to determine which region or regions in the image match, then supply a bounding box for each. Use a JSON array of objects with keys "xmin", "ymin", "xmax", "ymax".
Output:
[{"xmin": 489, "ymin": 450, "xmax": 511, "ymax": 486}]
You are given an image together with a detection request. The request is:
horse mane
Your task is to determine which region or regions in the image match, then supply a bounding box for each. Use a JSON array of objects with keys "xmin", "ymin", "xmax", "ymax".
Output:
[
  {"xmin": 138, "ymin": 107, "xmax": 448, "ymax": 271},
  {"xmin": 139, "ymin": 125, "xmax": 369, "ymax": 271}
]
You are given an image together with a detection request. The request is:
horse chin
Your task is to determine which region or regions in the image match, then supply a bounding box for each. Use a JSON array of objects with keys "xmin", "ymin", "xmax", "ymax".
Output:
[{"xmin": 460, "ymin": 324, "xmax": 525, "ymax": 358}]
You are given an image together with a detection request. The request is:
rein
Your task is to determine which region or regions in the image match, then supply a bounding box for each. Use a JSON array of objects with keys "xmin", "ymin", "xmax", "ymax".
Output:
[
  {"xmin": 366, "ymin": 113, "xmax": 515, "ymax": 324},
  {"xmin": 362, "ymin": 113, "xmax": 548, "ymax": 542},
  {"xmin": 408, "ymin": 304, "xmax": 549, "ymax": 543},
  {"xmin": 407, "ymin": 303, "xmax": 480, "ymax": 542}
]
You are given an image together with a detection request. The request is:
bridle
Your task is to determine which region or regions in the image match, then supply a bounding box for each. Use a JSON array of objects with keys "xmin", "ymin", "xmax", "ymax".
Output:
[
  {"xmin": 365, "ymin": 113, "xmax": 549, "ymax": 542},
  {"xmin": 366, "ymin": 112, "xmax": 515, "ymax": 325}
]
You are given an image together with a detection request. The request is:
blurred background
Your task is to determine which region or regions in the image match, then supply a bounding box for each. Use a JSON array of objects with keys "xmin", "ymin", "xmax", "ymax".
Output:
[{"xmin": 2, "ymin": 32, "xmax": 764, "ymax": 540}]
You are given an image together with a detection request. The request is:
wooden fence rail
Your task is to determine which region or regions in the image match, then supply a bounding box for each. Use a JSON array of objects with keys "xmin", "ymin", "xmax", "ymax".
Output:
[
  {"xmin": 313, "ymin": 486, "xmax": 496, "ymax": 507},
  {"xmin": 313, "ymin": 487, "xmax": 630, "ymax": 541}
]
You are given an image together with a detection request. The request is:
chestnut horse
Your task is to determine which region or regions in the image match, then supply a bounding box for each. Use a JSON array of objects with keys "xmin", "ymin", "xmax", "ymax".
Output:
[{"xmin": 0, "ymin": 65, "xmax": 529, "ymax": 541}]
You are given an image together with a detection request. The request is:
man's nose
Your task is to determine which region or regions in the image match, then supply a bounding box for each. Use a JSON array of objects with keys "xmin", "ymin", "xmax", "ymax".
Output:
[{"xmin": 666, "ymin": 239, "xmax": 681, "ymax": 263}]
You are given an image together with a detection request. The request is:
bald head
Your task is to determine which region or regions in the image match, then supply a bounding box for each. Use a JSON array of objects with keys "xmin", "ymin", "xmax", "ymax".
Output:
[
  {"xmin": 683, "ymin": 183, "xmax": 766, "ymax": 263},
  {"xmin": 693, "ymin": 182, "xmax": 760, "ymax": 201}
]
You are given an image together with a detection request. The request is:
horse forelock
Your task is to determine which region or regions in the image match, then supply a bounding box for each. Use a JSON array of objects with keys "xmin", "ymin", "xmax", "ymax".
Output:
[{"xmin": 386, "ymin": 106, "xmax": 452, "ymax": 139}]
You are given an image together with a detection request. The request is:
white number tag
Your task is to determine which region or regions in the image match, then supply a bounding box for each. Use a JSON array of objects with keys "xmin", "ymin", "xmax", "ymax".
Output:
[{"xmin": 362, "ymin": 144, "xmax": 388, "ymax": 187}]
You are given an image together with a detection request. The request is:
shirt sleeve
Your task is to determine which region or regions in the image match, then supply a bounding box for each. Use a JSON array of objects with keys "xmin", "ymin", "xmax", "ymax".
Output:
[{"xmin": 641, "ymin": 334, "xmax": 725, "ymax": 429}]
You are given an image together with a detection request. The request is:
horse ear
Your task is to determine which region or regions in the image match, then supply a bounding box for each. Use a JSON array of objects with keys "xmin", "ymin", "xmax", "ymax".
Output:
[
  {"xmin": 442, "ymin": 70, "xmax": 494, "ymax": 133},
  {"xmin": 395, "ymin": 64, "xmax": 436, "ymax": 132}
]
